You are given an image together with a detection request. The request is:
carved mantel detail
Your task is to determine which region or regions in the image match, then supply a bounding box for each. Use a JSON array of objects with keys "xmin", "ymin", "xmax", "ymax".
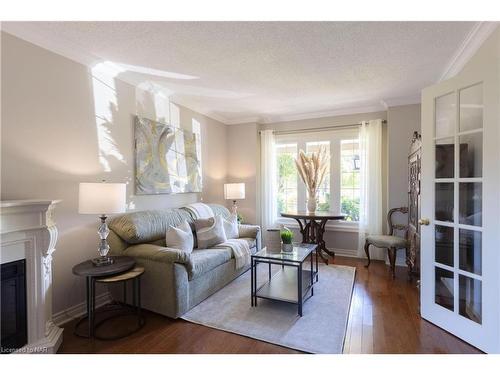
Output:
[{"xmin": 0, "ymin": 200, "xmax": 63, "ymax": 353}]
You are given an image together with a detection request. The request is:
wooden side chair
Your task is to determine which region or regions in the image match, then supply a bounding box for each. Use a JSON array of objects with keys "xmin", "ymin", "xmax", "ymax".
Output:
[{"xmin": 364, "ymin": 207, "xmax": 409, "ymax": 279}]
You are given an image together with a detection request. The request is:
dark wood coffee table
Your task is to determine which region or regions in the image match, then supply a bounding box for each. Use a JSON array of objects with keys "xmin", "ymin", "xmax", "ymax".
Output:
[{"xmin": 280, "ymin": 211, "xmax": 345, "ymax": 264}]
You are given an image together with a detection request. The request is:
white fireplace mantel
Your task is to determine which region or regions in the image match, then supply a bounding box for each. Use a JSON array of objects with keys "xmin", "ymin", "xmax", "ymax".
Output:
[{"xmin": 1, "ymin": 199, "xmax": 63, "ymax": 353}]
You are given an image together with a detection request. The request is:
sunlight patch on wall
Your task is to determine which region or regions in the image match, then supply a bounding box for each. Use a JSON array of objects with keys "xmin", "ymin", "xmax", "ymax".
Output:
[
  {"xmin": 115, "ymin": 62, "xmax": 199, "ymax": 80},
  {"xmin": 135, "ymin": 81, "xmax": 173, "ymax": 124},
  {"xmin": 91, "ymin": 61, "xmax": 127, "ymax": 172},
  {"xmin": 192, "ymin": 118, "xmax": 202, "ymax": 171},
  {"xmin": 169, "ymin": 102, "xmax": 181, "ymax": 128}
]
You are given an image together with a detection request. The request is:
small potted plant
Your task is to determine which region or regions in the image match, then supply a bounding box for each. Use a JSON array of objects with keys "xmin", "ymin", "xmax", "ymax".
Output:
[{"xmin": 280, "ymin": 228, "xmax": 294, "ymax": 253}]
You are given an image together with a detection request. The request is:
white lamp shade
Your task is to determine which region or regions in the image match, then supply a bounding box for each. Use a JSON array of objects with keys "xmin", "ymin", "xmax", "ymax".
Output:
[
  {"xmin": 224, "ymin": 183, "xmax": 245, "ymax": 200},
  {"xmin": 78, "ymin": 182, "xmax": 127, "ymax": 214}
]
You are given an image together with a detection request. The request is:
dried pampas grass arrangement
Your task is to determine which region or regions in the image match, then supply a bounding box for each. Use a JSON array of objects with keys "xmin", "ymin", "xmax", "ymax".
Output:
[{"xmin": 295, "ymin": 145, "xmax": 329, "ymax": 211}]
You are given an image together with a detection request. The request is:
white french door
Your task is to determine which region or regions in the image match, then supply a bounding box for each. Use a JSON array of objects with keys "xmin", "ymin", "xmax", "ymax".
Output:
[{"xmin": 420, "ymin": 54, "xmax": 500, "ymax": 352}]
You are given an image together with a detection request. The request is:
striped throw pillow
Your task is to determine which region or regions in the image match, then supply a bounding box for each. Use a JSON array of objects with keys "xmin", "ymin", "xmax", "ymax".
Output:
[{"xmin": 194, "ymin": 215, "xmax": 227, "ymax": 249}]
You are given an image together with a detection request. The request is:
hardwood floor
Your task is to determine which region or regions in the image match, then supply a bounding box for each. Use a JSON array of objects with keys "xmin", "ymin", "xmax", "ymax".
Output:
[{"xmin": 58, "ymin": 256, "xmax": 481, "ymax": 354}]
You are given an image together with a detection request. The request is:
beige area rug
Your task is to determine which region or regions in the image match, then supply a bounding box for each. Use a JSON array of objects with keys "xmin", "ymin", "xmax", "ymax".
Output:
[{"xmin": 182, "ymin": 263, "xmax": 356, "ymax": 354}]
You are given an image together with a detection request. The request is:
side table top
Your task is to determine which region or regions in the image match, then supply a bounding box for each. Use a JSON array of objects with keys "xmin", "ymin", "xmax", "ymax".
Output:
[
  {"xmin": 72, "ymin": 256, "xmax": 135, "ymax": 277},
  {"xmin": 96, "ymin": 266, "xmax": 145, "ymax": 283}
]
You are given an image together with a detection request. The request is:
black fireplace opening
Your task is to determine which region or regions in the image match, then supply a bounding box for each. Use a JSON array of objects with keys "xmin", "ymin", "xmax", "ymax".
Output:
[{"xmin": 1, "ymin": 259, "xmax": 27, "ymax": 354}]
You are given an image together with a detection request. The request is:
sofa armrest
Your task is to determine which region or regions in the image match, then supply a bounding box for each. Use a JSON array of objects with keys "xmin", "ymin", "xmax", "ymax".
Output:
[
  {"xmin": 238, "ymin": 224, "xmax": 262, "ymax": 251},
  {"xmin": 124, "ymin": 243, "xmax": 192, "ymax": 265}
]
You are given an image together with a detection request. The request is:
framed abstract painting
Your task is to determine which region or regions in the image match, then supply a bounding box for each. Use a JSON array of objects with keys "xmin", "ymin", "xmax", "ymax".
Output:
[{"xmin": 134, "ymin": 116, "xmax": 202, "ymax": 194}]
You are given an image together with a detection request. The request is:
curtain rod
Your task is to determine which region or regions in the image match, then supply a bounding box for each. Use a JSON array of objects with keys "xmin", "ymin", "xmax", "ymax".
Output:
[{"xmin": 260, "ymin": 120, "xmax": 387, "ymax": 136}]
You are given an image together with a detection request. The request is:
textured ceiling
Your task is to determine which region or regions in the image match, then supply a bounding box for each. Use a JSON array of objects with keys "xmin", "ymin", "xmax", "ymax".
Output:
[{"xmin": 4, "ymin": 22, "xmax": 478, "ymax": 123}]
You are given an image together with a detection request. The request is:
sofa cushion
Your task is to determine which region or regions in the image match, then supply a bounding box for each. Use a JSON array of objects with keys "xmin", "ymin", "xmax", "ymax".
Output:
[
  {"xmin": 124, "ymin": 243, "xmax": 192, "ymax": 265},
  {"xmin": 109, "ymin": 209, "xmax": 193, "ymax": 244},
  {"xmin": 124, "ymin": 242, "xmax": 257, "ymax": 281},
  {"xmin": 189, "ymin": 248, "xmax": 232, "ymax": 280}
]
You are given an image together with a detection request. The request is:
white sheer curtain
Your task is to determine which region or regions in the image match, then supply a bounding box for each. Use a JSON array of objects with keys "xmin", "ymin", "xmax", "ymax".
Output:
[
  {"xmin": 358, "ymin": 119, "xmax": 384, "ymax": 259},
  {"xmin": 260, "ymin": 130, "xmax": 278, "ymax": 243}
]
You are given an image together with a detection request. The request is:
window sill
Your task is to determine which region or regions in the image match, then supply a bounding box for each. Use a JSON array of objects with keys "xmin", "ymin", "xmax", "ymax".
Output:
[{"xmin": 275, "ymin": 217, "xmax": 359, "ymax": 233}]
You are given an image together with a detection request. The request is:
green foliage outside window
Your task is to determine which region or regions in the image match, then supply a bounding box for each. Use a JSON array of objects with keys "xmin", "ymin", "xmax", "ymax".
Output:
[
  {"xmin": 278, "ymin": 154, "xmax": 296, "ymax": 190},
  {"xmin": 317, "ymin": 192, "xmax": 330, "ymax": 211},
  {"xmin": 341, "ymin": 197, "xmax": 360, "ymax": 221},
  {"xmin": 277, "ymin": 153, "xmax": 297, "ymax": 213}
]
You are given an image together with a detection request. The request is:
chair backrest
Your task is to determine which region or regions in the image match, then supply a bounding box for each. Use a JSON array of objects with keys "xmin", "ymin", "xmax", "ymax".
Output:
[{"xmin": 387, "ymin": 207, "xmax": 409, "ymax": 239}]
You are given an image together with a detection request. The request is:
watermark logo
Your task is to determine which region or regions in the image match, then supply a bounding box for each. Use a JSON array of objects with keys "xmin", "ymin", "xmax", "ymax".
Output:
[{"xmin": 0, "ymin": 346, "xmax": 48, "ymax": 354}]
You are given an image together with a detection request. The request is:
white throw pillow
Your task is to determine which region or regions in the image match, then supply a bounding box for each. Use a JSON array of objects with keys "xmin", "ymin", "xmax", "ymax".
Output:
[
  {"xmin": 165, "ymin": 220, "xmax": 194, "ymax": 253},
  {"xmin": 222, "ymin": 214, "xmax": 239, "ymax": 239},
  {"xmin": 194, "ymin": 214, "xmax": 227, "ymax": 248}
]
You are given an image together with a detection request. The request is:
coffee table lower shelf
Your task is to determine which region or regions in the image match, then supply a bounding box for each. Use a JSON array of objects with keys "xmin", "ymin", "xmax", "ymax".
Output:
[{"xmin": 254, "ymin": 267, "xmax": 316, "ymax": 310}]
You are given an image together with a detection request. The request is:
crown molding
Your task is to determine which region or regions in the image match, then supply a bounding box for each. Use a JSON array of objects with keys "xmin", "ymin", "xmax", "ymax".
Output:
[
  {"xmin": 440, "ymin": 22, "xmax": 499, "ymax": 82},
  {"xmin": 225, "ymin": 117, "xmax": 261, "ymax": 125},
  {"xmin": 226, "ymin": 103, "xmax": 388, "ymax": 125},
  {"xmin": 382, "ymin": 94, "xmax": 421, "ymax": 108}
]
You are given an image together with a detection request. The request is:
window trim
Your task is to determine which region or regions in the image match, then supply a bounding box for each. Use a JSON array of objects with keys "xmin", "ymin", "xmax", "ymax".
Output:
[{"xmin": 275, "ymin": 128, "xmax": 360, "ymax": 224}]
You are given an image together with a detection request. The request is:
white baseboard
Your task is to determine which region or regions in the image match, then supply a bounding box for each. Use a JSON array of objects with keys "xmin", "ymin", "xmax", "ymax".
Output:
[
  {"xmin": 331, "ymin": 247, "xmax": 358, "ymax": 258},
  {"xmin": 52, "ymin": 291, "xmax": 113, "ymax": 327}
]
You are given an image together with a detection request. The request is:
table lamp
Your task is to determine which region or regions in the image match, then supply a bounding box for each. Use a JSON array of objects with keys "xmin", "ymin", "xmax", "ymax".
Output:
[
  {"xmin": 224, "ymin": 183, "xmax": 245, "ymax": 215},
  {"xmin": 79, "ymin": 182, "xmax": 126, "ymax": 266}
]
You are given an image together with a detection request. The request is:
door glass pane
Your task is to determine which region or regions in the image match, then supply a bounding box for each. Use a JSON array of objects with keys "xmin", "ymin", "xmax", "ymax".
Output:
[
  {"xmin": 459, "ymin": 275, "xmax": 482, "ymax": 324},
  {"xmin": 435, "ymin": 225, "xmax": 454, "ymax": 267},
  {"xmin": 435, "ymin": 92, "xmax": 456, "ymax": 138},
  {"xmin": 459, "ymin": 83, "xmax": 483, "ymax": 132},
  {"xmin": 459, "ymin": 229, "xmax": 482, "ymax": 275},
  {"xmin": 435, "ymin": 267, "xmax": 454, "ymax": 311},
  {"xmin": 435, "ymin": 183, "xmax": 454, "ymax": 222},
  {"xmin": 459, "ymin": 132, "xmax": 483, "ymax": 178},
  {"xmin": 459, "ymin": 182, "xmax": 482, "ymax": 226},
  {"xmin": 436, "ymin": 138, "xmax": 455, "ymax": 178}
]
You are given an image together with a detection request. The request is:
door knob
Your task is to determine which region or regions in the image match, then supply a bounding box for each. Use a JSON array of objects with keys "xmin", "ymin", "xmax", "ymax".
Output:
[{"xmin": 418, "ymin": 218, "xmax": 430, "ymax": 226}]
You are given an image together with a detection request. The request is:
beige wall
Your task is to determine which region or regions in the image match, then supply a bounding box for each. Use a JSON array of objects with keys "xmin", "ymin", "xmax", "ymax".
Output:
[
  {"xmin": 387, "ymin": 104, "xmax": 421, "ymax": 209},
  {"xmin": 1, "ymin": 32, "xmax": 227, "ymax": 314},
  {"xmin": 226, "ymin": 123, "xmax": 259, "ymax": 223}
]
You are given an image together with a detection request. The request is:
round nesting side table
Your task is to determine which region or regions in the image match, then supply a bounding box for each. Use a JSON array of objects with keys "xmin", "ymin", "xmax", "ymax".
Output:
[{"xmin": 72, "ymin": 256, "xmax": 145, "ymax": 340}]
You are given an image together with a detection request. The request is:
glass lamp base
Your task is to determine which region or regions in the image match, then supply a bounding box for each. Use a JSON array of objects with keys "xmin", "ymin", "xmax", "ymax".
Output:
[{"xmin": 91, "ymin": 256, "xmax": 114, "ymax": 267}]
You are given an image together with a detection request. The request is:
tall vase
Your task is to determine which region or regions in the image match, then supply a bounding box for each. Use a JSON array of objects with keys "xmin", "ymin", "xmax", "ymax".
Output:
[{"xmin": 307, "ymin": 190, "xmax": 317, "ymax": 212}]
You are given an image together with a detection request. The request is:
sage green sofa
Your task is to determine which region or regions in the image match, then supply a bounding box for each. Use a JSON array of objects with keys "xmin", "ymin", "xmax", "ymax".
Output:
[{"xmin": 107, "ymin": 204, "xmax": 261, "ymax": 318}]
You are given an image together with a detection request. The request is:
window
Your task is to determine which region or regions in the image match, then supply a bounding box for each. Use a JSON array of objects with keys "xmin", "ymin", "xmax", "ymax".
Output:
[
  {"xmin": 275, "ymin": 130, "xmax": 360, "ymax": 223},
  {"xmin": 340, "ymin": 139, "xmax": 360, "ymax": 221},
  {"xmin": 276, "ymin": 143, "xmax": 298, "ymax": 214}
]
